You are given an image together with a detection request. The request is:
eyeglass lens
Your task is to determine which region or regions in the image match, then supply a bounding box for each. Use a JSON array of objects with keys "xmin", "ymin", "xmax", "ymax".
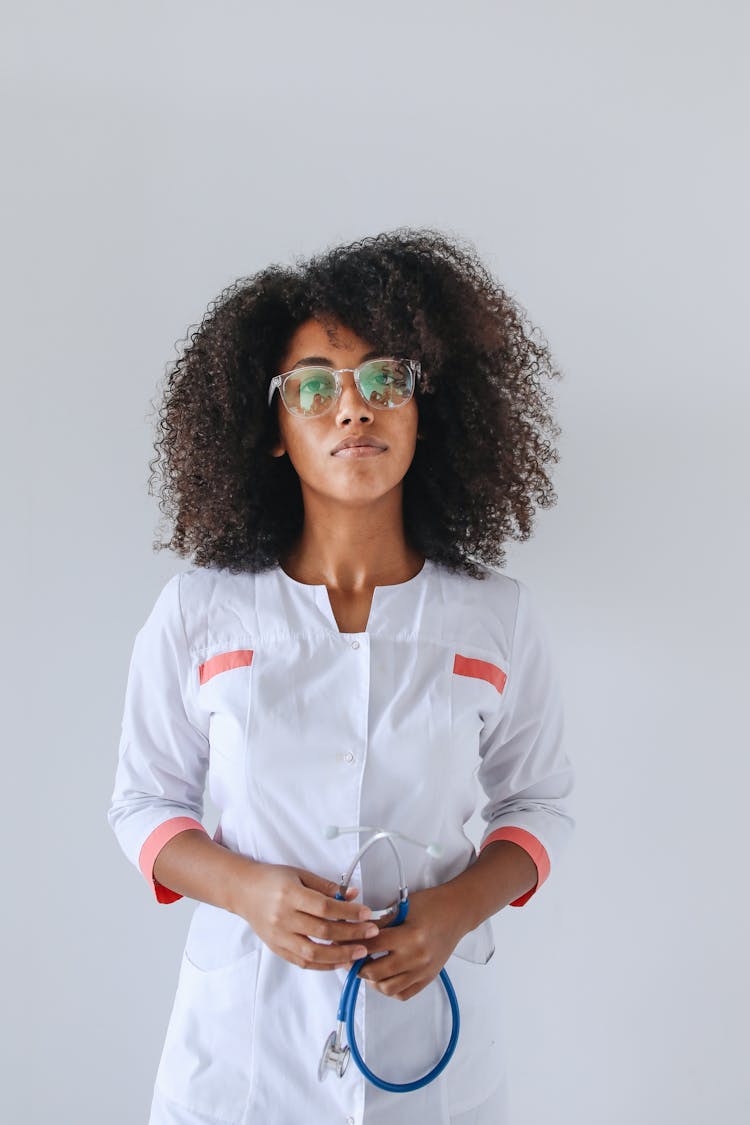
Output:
[{"xmin": 282, "ymin": 359, "xmax": 414, "ymax": 416}]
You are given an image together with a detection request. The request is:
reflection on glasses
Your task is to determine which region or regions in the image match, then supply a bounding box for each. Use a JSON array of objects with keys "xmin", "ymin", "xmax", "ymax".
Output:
[{"xmin": 267, "ymin": 357, "xmax": 421, "ymax": 417}]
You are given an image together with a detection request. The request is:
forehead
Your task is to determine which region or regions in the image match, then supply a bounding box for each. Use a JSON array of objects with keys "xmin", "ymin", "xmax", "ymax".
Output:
[{"xmin": 281, "ymin": 317, "xmax": 374, "ymax": 367}]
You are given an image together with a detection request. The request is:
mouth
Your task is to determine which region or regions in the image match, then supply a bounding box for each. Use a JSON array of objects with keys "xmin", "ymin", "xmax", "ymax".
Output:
[
  {"xmin": 331, "ymin": 445, "xmax": 387, "ymax": 459},
  {"xmin": 331, "ymin": 438, "xmax": 388, "ymax": 457}
]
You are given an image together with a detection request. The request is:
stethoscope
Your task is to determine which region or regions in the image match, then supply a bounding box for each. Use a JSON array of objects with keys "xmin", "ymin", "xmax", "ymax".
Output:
[{"xmin": 318, "ymin": 824, "xmax": 460, "ymax": 1093}]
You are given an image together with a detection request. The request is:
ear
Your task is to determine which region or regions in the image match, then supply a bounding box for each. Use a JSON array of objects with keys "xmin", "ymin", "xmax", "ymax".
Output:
[{"xmin": 268, "ymin": 410, "xmax": 286, "ymax": 458}]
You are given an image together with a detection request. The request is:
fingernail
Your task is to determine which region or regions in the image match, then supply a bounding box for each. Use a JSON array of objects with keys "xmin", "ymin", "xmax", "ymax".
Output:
[
  {"xmin": 364, "ymin": 925, "xmax": 378, "ymax": 937},
  {"xmin": 352, "ymin": 947, "xmax": 367, "ymax": 959},
  {"xmin": 359, "ymin": 908, "xmax": 373, "ymax": 920}
]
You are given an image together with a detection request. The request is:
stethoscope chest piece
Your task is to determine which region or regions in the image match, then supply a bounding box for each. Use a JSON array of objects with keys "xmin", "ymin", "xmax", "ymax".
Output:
[{"xmin": 319, "ymin": 1024, "xmax": 350, "ymax": 1081}]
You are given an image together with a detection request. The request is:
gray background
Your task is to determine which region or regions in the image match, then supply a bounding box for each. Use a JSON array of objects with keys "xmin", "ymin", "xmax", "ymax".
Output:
[{"xmin": 4, "ymin": 1, "xmax": 748, "ymax": 1121}]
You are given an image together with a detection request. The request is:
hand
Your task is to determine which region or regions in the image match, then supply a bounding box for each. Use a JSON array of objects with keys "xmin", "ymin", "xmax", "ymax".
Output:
[
  {"xmin": 232, "ymin": 862, "xmax": 381, "ymax": 971},
  {"xmin": 355, "ymin": 885, "xmax": 467, "ymax": 1001}
]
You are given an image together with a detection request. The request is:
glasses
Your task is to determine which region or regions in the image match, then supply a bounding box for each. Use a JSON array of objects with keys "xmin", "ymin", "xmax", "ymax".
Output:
[{"xmin": 267, "ymin": 357, "xmax": 421, "ymax": 418}]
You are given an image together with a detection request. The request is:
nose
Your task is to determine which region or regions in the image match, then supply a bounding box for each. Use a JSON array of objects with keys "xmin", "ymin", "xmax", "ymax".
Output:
[{"xmin": 335, "ymin": 370, "xmax": 374, "ymax": 423}]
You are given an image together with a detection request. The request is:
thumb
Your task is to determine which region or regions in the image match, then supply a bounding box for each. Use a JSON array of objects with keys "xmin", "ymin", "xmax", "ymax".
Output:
[{"xmin": 299, "ymin": 870, "xmax": 360, "ymax": 900}]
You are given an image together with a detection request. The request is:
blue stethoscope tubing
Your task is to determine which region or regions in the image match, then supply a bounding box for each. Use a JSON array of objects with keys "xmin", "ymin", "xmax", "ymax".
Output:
[{"xmin": 332, "ymin": 890, "xmax": 461, "ymax": 1092}]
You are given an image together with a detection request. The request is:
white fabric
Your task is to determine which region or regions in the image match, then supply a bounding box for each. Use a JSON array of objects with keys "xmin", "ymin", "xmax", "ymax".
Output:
[
  {"xmin": 450, "ymin": 1077, "xmax": 510, "ymax": 1125},
  {"xmin": 109, "ymin": 558, "xmax": 574, "ymax": 1125}
]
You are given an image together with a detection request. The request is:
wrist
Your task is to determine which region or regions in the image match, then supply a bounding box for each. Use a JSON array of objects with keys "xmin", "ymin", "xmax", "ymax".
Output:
[
  {"xmin": 429, "ymin": 880, "xmax": 477, "ymax": 944},
  {"xmin": 221, "ymin": 852, "xmax": 264, "ymax": 917},
  {"xmin": 439, "ymin": 840, "xmax": 539, "ymax": 932}
]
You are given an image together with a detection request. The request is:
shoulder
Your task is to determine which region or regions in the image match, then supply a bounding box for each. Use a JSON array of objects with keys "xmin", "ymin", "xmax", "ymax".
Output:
[
  {"xmin": 426, "ymin": 558, "xmax": 521, "ymax": 657},
  {"xmin": 431, "ymin": 557, "xmax": 521, "ymax": 624},
  {"xmin": 174, "ymin": 564, "xmax": 262, "ymax": 655},
  {"xmin": 177, "ymin": 563, "xmax": 237, "ymax": 604}
]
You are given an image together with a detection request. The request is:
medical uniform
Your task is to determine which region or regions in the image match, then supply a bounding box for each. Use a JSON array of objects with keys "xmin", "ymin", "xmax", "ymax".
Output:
[{"xmin": 108, "ymin": 557, "xmax": 574, "ymax": 1125}]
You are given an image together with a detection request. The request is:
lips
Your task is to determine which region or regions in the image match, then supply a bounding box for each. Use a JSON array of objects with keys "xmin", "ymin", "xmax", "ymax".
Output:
[
  {"xmin": 335, "ymin": 441, "xmax": 386, "ymax": 454},
  {"xmin": 332, "ymin": 441, "xmax": 386, "ymax": 454},
  {"xmin": 331, "ymin": 437, "xmax": 387, "ymax": 455}
]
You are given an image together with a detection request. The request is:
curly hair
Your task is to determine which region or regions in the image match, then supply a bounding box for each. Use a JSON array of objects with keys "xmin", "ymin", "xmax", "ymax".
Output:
[{"xmin": 147, "ymin": 226, "xmax": 562, "ymax": 578}]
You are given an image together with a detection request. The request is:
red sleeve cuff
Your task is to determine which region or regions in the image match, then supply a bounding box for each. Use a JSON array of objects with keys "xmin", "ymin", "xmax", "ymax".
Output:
[
  {"xmin": 479, "ymin": 826, "xmax": 551, "ymax": 907},
  {"xmin": 138, "ymin": 816, "xmax": 208, "ymax": 904}
]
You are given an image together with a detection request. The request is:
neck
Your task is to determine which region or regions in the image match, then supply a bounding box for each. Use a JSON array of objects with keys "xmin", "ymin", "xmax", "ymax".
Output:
[{"xmin": 280, "ymin": 491, "xmax": 423, "ymax": 593}]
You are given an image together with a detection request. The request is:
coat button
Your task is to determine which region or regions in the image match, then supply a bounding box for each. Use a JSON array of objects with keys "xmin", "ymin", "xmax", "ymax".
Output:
[
  {"xmin": 351, "ymin": 640, "xmax": 360, "ymax": 649},
  {"xmin": 346, "ymin": 1118, "xmax": 355, "ymax": 1125},
  {"xmin": 344, "ymin": 752, "xmax": 355, "ymax": 763}
]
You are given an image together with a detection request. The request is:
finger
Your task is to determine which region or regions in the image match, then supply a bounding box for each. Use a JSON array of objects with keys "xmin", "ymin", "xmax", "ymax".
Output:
[
  {"xmin": 357, "ymin": 951, "xmax": 398, "ymax": 983},
  {"xmin": 370, "ymin": 905, "xmax": 399, "ymax": 928},
  {"xmin": 294, "ymin": 936, "xmax": 370, "ymax": 969},
  {"xmin": 397, "ymin": 979, "xmax": 431, "ymax": 1001},
  {"xmin": 297, "ymin": 872, "xmax": 364, "ymax": 907},
  {"xmin": 385, "ymin": 975, "xmax": 430, "ymax": 1002},
  {"xmin": 291, "ymin": 960, "xmax": 361, "ymax": 972},
  {"xmin": 293, "ymin": 910, "xmax": 380, "ymax": 945},
  {"xmin": 297, "ymin": 885, "xmax": 374, "ymax": 924},
  {"xmin": 362, "ymin": 969, "xmax": 418, "ymax": 998},
  {"xmin": 289, "ymin": 956, "xmax": 362, "ymax": 974},
  {"xmin": 332, "ymin": 885, "xmax": 361, "ymax": 902},
  {"xmin": 344, "ymin": 930, "xmax": 393, "ymax": 956},
  {"xmin": 297, "ymin": 869, "xmax": 359, "ymax": 895}
]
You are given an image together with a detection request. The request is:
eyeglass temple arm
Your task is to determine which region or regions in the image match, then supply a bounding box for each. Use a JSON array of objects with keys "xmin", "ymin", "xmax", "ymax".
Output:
[{"xmin": 267, "ymin": 374, "xmax": 282, "ymax": 406}]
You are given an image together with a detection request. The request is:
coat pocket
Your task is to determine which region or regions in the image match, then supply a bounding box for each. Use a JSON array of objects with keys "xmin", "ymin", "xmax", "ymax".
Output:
[
  {"xmin": 198, "ymin": 643, "xmax": 255, "ymax": 809},
  {"xmin": 199, "ymin": 646, "xmax": 255, "ymax": 760},
  {"xmin": 154, "ymin": 947, "xmax": 260, "ymax": 1124},
  {"xmin": 443, "ymin": 947, "xmax": 507, "ymax": 1114},
  {"xmin": 451, "ymin": 916, "xmax": 496, "ymax": 963}
]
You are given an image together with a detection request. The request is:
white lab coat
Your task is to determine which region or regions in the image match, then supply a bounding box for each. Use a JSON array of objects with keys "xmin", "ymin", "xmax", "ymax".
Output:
[{"xmin": 108, "ymin": 558, "xmax": 574, "ymax": 1125}]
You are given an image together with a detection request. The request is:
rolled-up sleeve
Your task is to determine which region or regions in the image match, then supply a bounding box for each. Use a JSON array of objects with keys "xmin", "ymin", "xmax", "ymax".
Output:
[
  {"xmin": 476, "ymin": 578, "xmax": 575, "ymax": 907},
  {"xmin": 108, "ymin": 573, "xmax": 210, "ymax": 903}
]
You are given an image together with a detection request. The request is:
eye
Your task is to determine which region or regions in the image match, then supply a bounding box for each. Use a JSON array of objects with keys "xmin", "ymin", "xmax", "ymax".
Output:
[{"xmin": 300, "ymin": 375, "xmax": 334, "ymax": 397}]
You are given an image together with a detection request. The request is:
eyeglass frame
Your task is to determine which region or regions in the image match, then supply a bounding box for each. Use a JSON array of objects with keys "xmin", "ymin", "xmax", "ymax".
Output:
[{"xmin": 267, "ymin": 356, "xmax": 422, "ymax": 416}]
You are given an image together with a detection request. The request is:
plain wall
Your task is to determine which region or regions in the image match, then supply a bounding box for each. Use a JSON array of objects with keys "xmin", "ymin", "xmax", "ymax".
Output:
[{"xmin": 3, "ymin": 1, "xmax": 748, "ymax": 1121}]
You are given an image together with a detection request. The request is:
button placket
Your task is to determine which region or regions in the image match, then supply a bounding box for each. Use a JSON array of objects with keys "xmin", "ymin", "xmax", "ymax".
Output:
[{"xmin": 346, "ymin": 633, "xmax": 369, "ymax": 1125}]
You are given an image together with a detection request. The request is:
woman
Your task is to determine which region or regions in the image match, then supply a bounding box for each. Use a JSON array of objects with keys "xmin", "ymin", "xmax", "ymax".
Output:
[{"xmin": 108, "ymin": 228, "xmax": 575, "ymax": 1125}]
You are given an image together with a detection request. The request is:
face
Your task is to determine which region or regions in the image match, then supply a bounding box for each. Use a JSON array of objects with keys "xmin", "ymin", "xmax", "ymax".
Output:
[{"xmin": 269, "ymin": 317, "xmax": 419, "ymax": 507}]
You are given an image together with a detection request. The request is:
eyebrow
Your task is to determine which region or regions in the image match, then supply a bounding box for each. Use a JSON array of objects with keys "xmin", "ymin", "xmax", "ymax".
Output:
[{"xmin": 290, "ymin": 349, "xmax": 383, "ymax": 370}]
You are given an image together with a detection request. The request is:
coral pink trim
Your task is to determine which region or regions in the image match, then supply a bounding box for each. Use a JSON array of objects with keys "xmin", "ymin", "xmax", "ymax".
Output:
[
  {"xmin": 479, "ymin": 826, "xmax": 551, "ymax": 907},
  {"xmin": 453, "ymin": 653, "xmax": 507, "ymax": 695},
  {"xmin": 138, "ymin": 816, "xmax": 208, "ymax": 904},
  {"xmin": 199, "ymin": 648, "xmax": 254, "ymax": 686}
]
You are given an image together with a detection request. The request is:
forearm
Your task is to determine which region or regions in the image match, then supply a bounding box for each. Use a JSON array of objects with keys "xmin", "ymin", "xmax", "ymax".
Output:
[
  {"xmin": 440, "ymin": 839, "xmax": 539, "ymax": 936},
  {"xmin": 152, "ymin": 829, "xmax": 259, "ymax": 913}
]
